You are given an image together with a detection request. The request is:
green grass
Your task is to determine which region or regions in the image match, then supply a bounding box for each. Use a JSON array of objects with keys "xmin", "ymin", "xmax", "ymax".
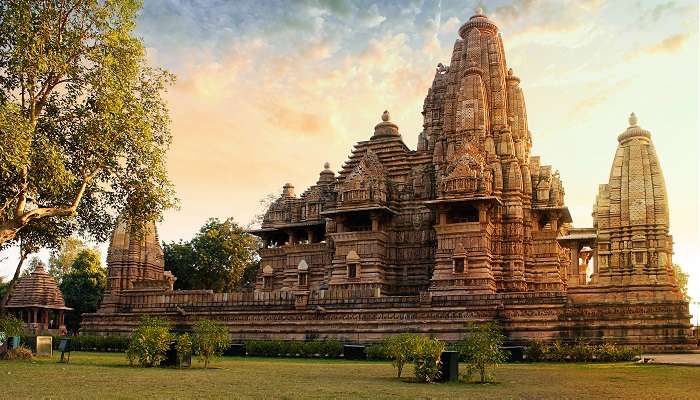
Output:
[{"xmin": 0, "ymin": 352, "xmax": 697, "ymax": 399}]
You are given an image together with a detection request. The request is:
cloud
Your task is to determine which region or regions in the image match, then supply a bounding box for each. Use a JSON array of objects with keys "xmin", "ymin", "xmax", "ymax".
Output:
[
  {"xmin": 359, "ymin": 4, "xmax": 386, "ymax": 28},
  {"xmin": 626, "ymin": 33, "xmax": 691, "ymax": 60}
]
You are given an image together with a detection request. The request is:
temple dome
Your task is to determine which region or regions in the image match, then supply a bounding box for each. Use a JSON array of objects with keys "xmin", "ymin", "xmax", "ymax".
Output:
[
  {"xmin": 617, "ymin": 112, "xmax": 652, "ymax": 143},
  {"xmin": 7, "ymin": 261, "xmax": 69, "ymax": 310},
  {"xmin": 372, "ymin": 110, "xmax": 400, "ymax": 139},
  {"xmin": 459, "ymin": 7, "xmax": 499, "ymax": 38}
]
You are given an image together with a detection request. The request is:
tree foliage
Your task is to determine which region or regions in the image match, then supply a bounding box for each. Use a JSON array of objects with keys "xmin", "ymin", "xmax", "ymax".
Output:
[
  {"xmin": 0, "ymin": 0, "xmax": 177, "ymax": 248},
  {"xmin": 48, "ymin": 236, "xmax": 89, "ymax": 283},
  {"xmin": 459, "ymin": 322, "xmax": 508, "ymax": 383},
  {"xmin": 126, "ymin": 315, "xmax": 172, "ymax": 367},
  {"xmin": 163, "ymin": 218, "xmax": 259, "ymax": 292},
  {"xmin": 192, "ymin": 319, "xmax": 230, "ymax": 369},
  {"xmin": 59, "ymin": 248, "xmax": 106, "ymax": 333}
]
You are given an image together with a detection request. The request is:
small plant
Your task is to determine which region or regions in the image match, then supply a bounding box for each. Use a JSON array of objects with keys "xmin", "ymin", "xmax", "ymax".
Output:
[
  {"xmin": 1, "ymin": 345, "xmax": 33, "ymax": 361},
  {"xmin": 175, "ymin": 333, "xmax": 193, "ymax": 368},
  {"xmin": 413, "ymin": 337, "xmax": 445, "ymax": 383},
  {"xmin": 192, "ymin": 319, "xmax": 230, "ymax": 368},
  {"xmin": 459, "ymin": 322, "xmax": 508, "ymax": 383},
  {"xmin": 384, "ymin": 333, "xmax": 420, "ymax": 378},
  {"xmin": 126, "ymin": 316, "xmax": 172, "ymax": 368}
]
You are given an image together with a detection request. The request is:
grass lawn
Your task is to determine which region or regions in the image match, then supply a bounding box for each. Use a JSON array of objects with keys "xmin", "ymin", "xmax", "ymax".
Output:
[{"xmin": 0, "ymin": 352, "xmax": 697, "ymax": 399}]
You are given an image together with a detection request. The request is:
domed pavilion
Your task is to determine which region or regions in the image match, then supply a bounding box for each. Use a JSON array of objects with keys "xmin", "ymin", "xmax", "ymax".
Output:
[{"xmin": 5, "ymin": 261, "xmax": 71, "ymax": 336}]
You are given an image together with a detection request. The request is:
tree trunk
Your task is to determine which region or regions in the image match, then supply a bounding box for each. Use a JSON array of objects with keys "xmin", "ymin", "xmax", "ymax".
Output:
[
  {"xmin": 0, "ymin": 252, "xmax": 29, "ymax": 316},
  {"xmin": 480, "ymin": 366, "xmax": 486, "ymax": 383}
]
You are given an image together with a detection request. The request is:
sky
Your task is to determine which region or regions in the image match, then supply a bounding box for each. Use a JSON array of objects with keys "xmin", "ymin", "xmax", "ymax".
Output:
[{"xmin": 1, "ymin": 0, "xmax": 699, "ymax": 312}]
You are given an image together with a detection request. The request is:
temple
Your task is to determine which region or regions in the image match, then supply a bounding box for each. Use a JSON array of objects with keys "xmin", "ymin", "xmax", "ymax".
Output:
[{"xmin": 81, "ymin": 10, "xmax": 694, "ymax": 351}]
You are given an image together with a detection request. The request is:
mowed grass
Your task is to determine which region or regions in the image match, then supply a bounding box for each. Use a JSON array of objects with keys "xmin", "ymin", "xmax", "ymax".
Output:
[{"xmin": 0, "ymin": 352, "xmax": 698, "ymax": 400}]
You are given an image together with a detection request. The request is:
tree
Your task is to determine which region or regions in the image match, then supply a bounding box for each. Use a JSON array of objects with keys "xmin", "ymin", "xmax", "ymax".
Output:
[
  {"xmin": 384, "ymin": 333, "xmax": 420, "ymax": 378},
  {"xmin": 48, "ymin": 236, "xmax": 89, "ymax": 283},
  {"xmin": 459, "ymin": 322, "xmax": 508, "ymax": 383},
  {"xmin": 163, "ymin": 218, "xmax": 259, "ymax": 292},
  {"xmin": 19, "ymin": 256, "xmax": 43, "ymax": 278},
  {"xmin": 0, "ymin": 0, "xmax": 177, "ymax": 248},
  {"xmin": 59, "ymin": 248, "xmax": 106, "ymax": 333},
  {"xmin": 672, "ymin": 264, "xmax": 690, "ymax": 302},
  {"xmin": 192, "ymin": 319, "xmax": 230, "ymax": 369},
  {"xmin": 162, "ymin": 240, "xmax": 196, "ymax": 290}
]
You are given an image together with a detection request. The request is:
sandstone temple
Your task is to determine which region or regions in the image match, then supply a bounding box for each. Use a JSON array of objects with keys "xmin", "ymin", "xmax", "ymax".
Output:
[{"xmin": 82, "ymin": 10, "xmax": 694, "ymax": 350}]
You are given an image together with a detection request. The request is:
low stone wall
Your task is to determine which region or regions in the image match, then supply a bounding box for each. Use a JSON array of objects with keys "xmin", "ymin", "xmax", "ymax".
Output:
[{"xmin": 81, "ymin": 290, "xmax": 696, "ymax": 351}]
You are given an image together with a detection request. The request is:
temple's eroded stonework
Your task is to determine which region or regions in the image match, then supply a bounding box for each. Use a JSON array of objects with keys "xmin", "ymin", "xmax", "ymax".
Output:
[{"xmin": 82, "ymin": 10, "xmax": 694, "ymax": 351}]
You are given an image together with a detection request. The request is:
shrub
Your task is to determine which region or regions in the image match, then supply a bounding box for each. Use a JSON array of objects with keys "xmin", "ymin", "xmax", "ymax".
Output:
[
  {"xmin": 384, "ymin": 333, "xmax": 420, "ymax": 378},
  {"xmin": 324, "ymin": 339, "xmax": 343, "ymax": 358},
  {"xmin": 570, "ymin": 339, "xmax": 595, "ymax": 362},
  {"xmin": 193, "ymin": 319, "xmax": 230, "ymax": 368},
  {"xmin": 413, "ymin": 337, "xmax": 445, "ymax": 383},
  {"xmin": 0, "ymin": 315, "xmax": 23, "ymax": 337},
  {"xmin": 524, "ymin": 340, "xmax": 640, "ymax": 363},
  {"xmin": 459, "ymin": 323, "xmax": 508, "ymax": 383},
  {"xmin": 525, "ymin": 340, "xmax": 547, "ymax": 362},
  {"xmin": 175, "ymin": 333, "xmax": 193, "ymax": 367},
  {"xmin": 2, "ymin": 345, "xmax": 33, "ymax": 361},
  {"xmin": 365, "ymin": 343, "xmax": 388, "ymax": 360},
  {"xmin": 126, "ymin": 316, "xmax": 172, "ymax": 367}
]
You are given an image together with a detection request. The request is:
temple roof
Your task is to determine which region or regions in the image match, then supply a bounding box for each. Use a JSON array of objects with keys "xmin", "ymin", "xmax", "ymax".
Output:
[{"xmin": 6, "ymin": 262, "xmax": 71, "ymax": 310}]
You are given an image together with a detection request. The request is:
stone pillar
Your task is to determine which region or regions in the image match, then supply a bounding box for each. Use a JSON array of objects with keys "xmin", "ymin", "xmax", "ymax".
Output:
[
  {"xmin": 336, "ymin": 216, "xmax": 345, "ymax": 233},
  {"xmin": 371, "ymin": 213, "xmax": 381, "ymax": 232},
  {"xmin": 32, "ymin": 308, "xmax": 38, "ymax": 324},
  {"xmin": 287, "ymin": 230, "xmax": 296, "ymax": 245},
  {"xmin": 307, "ymin": 229, "xmax": 316, "ymax": 244}
]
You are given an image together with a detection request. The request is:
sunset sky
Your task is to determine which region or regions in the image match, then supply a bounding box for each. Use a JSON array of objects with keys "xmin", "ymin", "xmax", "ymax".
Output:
[{"xmin": 1, "ymin": 1, "xmax": 698, "ymax": 307}]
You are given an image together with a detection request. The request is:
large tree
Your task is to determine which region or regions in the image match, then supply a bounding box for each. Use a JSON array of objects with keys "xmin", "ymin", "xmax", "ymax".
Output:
[
  {"xmin": 163, "ymin": 218, "xmax": 259, "ymax": 292},
  {"xmin": 47, "ymin": 236, "xmax": 89, "ymax": 283},
  {"xmin": 59, "ymin": 248, "xmax": 106, "ymax": 333},
  {"xmin": 0, "ymin": 0, "xmax": 176, "ymax": 248}
]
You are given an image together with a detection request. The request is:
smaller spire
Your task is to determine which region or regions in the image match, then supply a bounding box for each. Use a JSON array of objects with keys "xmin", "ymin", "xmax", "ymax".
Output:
[
  {"xmin": 475, "ymin": 7, "xmax": 484, "ymax": 15},
  {"xmin": 323, "ymin": 161, "xmax": 330, "ymax": 170},
  {"xmin": 382, "ymin": 110, "xmax": 390, "ymax": 122},
  {"xmin": 629, "ymin": 112, "xmax": 638, "ymax": 127}
]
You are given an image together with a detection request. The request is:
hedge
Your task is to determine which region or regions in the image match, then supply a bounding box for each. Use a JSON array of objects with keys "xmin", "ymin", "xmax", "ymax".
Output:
[
  {"xmin": 244, "ymin": 340, "xmax": 343, "ymax": 358},
  {"xmin": 525, "ymin": 340, "xmax": 640, "ymax": 362}
]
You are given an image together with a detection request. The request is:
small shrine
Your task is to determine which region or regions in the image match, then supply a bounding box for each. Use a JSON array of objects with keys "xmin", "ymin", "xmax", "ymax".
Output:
[{"xmin": 5, "ymin": 261, "xmax": 71, "ymax": 336}]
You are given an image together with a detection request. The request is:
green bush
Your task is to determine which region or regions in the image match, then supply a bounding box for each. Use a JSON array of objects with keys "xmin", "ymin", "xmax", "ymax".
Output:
[
  {"xmin": 0, "ymin": 315, "xmax": 23, "ymax": 337},
  {"xmin": 365, "ymin": 343, "xmax": 388, "ymax": 360},
  {"xmin": 524, "ymin": 340, "xmax": 547, "ymax": 362},
  {"xmin": 413, "ymin": 337, "xmax": 445, "ymax": 383},
  {"xmin": 459, "ymin": 323, "xmax": 508, "ymax": 383},
  {"xmin": 324, "ymin": 339, "xmax": 343, "ymax": 358},
  {"xmin": 525, "ymin": 340, "xmax": 640, "ymax": 363},
  {"xmin": 175, "ymin": 333, "xmax": 193, "ymax": 367},
  {"xmin": 244, "ymin": 340, "xmax": 345, "ymax": 358},
  {"xmin": 193, "ymin": 320, "xmax": 230, "ymax": 369},
  {"xmin": 126, "ymin": 316, "xmax": 172, "ymax": 367},
  {"xmin": 384, "ymin": 333, "xmax": 421, "ymax": 378}
]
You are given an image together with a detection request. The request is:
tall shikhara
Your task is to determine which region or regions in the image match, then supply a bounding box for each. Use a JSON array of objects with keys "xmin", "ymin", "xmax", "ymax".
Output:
[
  {"xmin": 81, "ymin": 9, "xmax": 694, "ymax": 351},
  {"xmin": 253, "ymin": 9, "xmax": 570, "ymax": 297}
]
